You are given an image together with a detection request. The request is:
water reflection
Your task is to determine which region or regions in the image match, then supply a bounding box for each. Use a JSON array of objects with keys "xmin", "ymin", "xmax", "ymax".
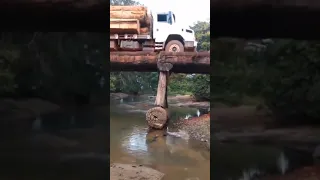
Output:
[
  {"xmin": 185, "ymin": 114, "xmax": 192, "ymax": 119},
  {"xmin": 196, "ymin": 109, "xmax": 200, "ymax": 117},
  {"xmin": 239, "ymin": 167, "xmax": 262, "ymax": 180},
  {"xmin": 277, "ymin": 152, "xmax": 289, "ymax": 175},
  {"xmin": 122, "ymin": 126, "xmax": 148, "ymax": 153}
]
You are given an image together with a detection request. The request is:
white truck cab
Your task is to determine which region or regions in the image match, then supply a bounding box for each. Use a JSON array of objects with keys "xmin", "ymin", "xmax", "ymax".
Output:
[{"xmin": 152, "ymin": 11, "xmax": 198, "ymax": 52}]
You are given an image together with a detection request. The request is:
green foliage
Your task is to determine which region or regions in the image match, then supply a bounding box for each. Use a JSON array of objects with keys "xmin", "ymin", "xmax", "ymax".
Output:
[
  {"xmin": 0, "ymin": 32, "xmax": 109, "ymax": 101},
  {"xmin": 167, "ymin": 74, "xmax": 193, "ymax": 95},
  {"xmin": 258, "ymin": 40, "xmax": 320, "ymax": 123},
  {"xmin": 110, "ymin": 72, "xmax": 158, "ymax": 94},
  {"xmin": 211, "ymin": 37, "xmax": 320, "ymax": 124},
  {"xmin": 0, "ymin": 48, "xmax": 20, "ymax": 94},
  {"xmin": 191, "ymin": 21, "xmax": 210, "ymax": 51},
  {"xmin": 190, "ymin": 75, "xmax": 210, "ymax": 100}
]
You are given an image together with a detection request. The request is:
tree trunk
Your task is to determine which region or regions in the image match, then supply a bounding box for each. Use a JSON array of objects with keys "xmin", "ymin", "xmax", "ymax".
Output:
[
  {"xmin": 146, "ymin": 71, "xmax": 170, "ymax": 130},
  {"xmin": 155, "ymin": 71, "xmax": 168, "ymax": 108}
]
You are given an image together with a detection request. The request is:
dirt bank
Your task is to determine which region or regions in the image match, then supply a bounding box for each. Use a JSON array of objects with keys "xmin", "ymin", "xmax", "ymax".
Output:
[
  {"xmin": 261, "ymin": 165, "xmax": 320, "ymax": 180},
  {"xmin": 110, "ymin": 163, "xmax": 164, "ymax": 180},
  {"xmin": 212, "ymin": 105, "xmax": 320, "ymax": 153},
  {"xmin": 177, "ymin": 113, "xmax": 210, "ymax": 149}
]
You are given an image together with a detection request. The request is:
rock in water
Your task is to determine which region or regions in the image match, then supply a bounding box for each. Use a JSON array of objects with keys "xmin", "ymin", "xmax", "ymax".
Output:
[{"xmin": 146, "ymin": 107, "xmax": 168, "ymax": 129}]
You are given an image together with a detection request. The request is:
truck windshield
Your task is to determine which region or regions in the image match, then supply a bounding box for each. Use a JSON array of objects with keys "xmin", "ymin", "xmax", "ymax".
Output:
[{"xmin": 157, "ymin": 14, "xmax": 167, "ymax": 22}]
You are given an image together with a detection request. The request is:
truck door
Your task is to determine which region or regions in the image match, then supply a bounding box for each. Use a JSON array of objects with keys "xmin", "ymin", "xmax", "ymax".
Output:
[{"xmin": 153, "ymin": 13, "xmax": 171, "ymax": 45}]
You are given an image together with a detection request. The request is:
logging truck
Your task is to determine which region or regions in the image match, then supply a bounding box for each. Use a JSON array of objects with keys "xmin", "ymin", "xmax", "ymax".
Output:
[{"xmin": 110, "ymin": 6, "xmax": 197, "ymax": 52}]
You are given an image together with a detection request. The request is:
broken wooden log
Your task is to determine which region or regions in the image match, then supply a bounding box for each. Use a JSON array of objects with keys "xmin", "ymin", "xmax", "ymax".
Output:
[
  {"xmin": 110, "ymin": 52, "xmax": 210, "ymax": 74},
  {"xmin": 146, "ymin": 59, "xmax": 172, "ymax": 130},
  {"xmin": 146, "ymin": 107, "xmax": 168, "ymax": 129}
]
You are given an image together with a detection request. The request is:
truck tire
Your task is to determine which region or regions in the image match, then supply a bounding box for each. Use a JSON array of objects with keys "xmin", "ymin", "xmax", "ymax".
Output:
[{"xmin": 165, "ymin": 40, "xmax": 184, "ymax": 52}]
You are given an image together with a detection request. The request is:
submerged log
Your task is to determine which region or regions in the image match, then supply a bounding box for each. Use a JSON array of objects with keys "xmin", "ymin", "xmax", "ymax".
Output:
[
  {"xmin": 146, "ymin": 107, "xmax": 168, "ymax": 129},
  {"xmin": 110, "ymin": 52, "xmax": 210, "ymax": 74}
]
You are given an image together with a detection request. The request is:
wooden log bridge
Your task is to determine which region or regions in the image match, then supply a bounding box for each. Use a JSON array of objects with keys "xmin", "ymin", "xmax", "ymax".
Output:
[
  {"xmin": 137, "ymin": 51, "xmax": 211, "ymax": 129},
  {"xmin": 110, "ymin": 51, "xmax": 210, "ymax": 74}
]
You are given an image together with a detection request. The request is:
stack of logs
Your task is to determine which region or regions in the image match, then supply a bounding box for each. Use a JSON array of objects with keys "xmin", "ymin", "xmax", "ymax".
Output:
[{"xmin": 110, "ymin": 6, "xmax": 152, "ymax": 35}]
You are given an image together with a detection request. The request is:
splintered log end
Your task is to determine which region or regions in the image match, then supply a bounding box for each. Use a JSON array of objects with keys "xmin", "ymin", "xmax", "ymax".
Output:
[
  {"xmin": 157, "ymin": 62, "xmax": 173, "ymax": 72},
  {"xmin": 146, "ymin": 107, "xmax": 168, "ymax": 129}
]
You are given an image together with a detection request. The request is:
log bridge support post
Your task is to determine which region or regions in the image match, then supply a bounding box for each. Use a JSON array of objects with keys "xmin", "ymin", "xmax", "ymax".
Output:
[{"xmin": 146, "ymin": 53, "xmax": 173, "ymax": 130}]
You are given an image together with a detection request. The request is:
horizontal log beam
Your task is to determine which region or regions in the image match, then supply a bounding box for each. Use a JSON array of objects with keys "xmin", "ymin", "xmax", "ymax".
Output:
[{"xmin": 110, "ymin": 52, "xmax": 210, "ymax": 74}]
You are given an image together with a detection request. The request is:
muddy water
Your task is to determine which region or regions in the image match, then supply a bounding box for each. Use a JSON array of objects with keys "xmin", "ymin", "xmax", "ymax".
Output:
[
  {"xmin": 111, "ymin": 96, "xmax": 317, "ymax": 180},
  {"xmin": 110, "ymin": 97, "xmax": 210, "ymax": 180}
]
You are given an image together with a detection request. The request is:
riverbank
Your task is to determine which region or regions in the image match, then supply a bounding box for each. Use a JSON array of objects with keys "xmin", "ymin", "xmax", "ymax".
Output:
[
  {"xmin": 212, "ymin": 105, "xmax": 320, "ymax": 179},
  {"xmin": 110, "ymin": 93, "xmax": 210, "ymax": 109},
  {"xmin": 212, "ymin": 105, "xmax": 320, "ymax": 154}
]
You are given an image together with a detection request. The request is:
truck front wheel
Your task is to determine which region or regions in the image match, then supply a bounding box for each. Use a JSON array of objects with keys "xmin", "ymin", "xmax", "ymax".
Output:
[{"xmin": 165, "ymin": 40, "xmax": 184, "ymax": 52}]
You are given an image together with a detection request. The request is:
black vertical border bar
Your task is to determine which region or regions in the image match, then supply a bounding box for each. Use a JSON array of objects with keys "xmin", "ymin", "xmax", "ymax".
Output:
[
  {"xmin": 209, "ymin": 5, "xmax": 213, "ymax": 180},
  {"xmin": 0, "ymin": 2, "xmax": 112, "ymax": 180},
  {"xmin": 106, "ymin": 3, "xmax": 111, "ymax": 180}
]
